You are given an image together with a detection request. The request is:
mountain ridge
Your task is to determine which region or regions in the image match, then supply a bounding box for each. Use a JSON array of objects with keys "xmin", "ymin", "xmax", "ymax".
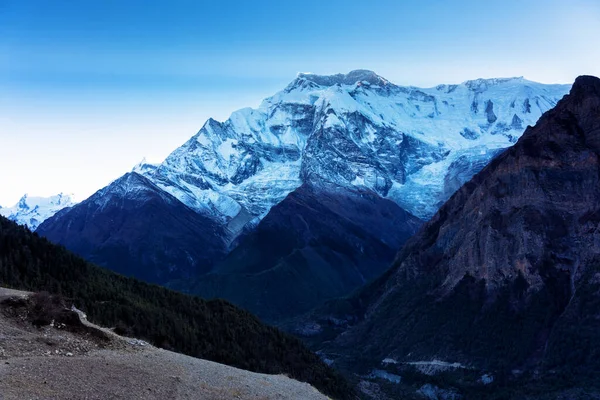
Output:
[{"xmin": 37, "ymin": 172, "xmax": 229, "ymax": 284}]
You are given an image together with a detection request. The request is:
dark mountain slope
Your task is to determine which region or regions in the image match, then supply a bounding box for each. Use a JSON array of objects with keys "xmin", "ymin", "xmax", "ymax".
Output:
[
  {"xmin": 0, "ymin": 215, "xmax": 353, "ymax": 399},
  {"xmin": 37, "ymin": 172, "xmax": 228, "ymax": 284},
  {"xmin": 191, "ymin": 182, "xmax": 422, "ymax": 322},
  {"xmin": 301, "ymin": 76, "xmax": 600, "ymax": 396}
]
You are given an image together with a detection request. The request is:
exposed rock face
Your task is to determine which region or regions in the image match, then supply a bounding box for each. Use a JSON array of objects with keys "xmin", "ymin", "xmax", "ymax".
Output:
[
  {"xmin": 398, "ymin": 75, "xmax": 600, "ymax": 293},
  {"xmin": 308, "ymin": 76, "xmax": 600, "ymax": 382},
  {"xmin": 37, "ymin": 173, "xmax": 228, "ymax": 284},
  {"xmin": 192, "ymin": 182, "xmax": 422, "ymax": 322}
]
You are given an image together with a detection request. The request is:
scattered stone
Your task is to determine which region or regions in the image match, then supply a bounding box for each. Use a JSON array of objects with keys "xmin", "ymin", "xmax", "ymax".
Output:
[{"xmin": 128, "ymin": 339, "xmax": 148, "ymax": 347}]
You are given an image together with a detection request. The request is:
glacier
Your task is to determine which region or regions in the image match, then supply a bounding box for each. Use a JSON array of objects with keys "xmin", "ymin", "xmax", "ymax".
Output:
[
  {"xmin": 135, "ymin": 70, "xmax": 569, "ymax": 238},
  {"xmin": 0, "ymin": 193, "xmax": 76, "ymax": 230}
]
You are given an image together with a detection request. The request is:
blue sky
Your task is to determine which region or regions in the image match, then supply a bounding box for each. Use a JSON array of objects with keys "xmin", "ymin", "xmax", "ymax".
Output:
[{"xmin": 1, "ymin": 0, "xmax": 599, "ymax": 205}]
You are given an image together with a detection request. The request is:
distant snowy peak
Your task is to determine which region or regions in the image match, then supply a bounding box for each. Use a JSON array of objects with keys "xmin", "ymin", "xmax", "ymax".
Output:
[
  {"xmin": 0, "ymin": 193, "xmax": 76, "ymax": 230},
  {"xmin": 139, "ymin": 70, "xmax": 570, "ymax": 233}
]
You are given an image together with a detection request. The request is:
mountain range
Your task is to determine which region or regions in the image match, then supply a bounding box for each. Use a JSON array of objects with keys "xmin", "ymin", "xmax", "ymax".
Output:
[{"xmin": 37, "ymin": 71, "xmax": 570, "ymax": 321}]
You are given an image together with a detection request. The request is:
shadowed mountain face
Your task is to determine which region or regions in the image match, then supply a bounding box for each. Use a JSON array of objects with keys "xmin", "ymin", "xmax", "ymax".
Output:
[
  {"xmin": 303, "ymin": 76, "xmax": 600, "ymax": 383},
  {"xmin": 191, "ymin": 183, "xmax": 422, "ymax": 322},
  {"xmin": 37, "ymin": 173, "xmax": 228, "ymax": 284}
]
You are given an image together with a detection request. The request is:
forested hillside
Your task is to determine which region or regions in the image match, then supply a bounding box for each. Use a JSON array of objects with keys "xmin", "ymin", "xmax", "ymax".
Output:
[{"xmin": 0, "ymin": 215, "xmax": 352, "ymax": 400}]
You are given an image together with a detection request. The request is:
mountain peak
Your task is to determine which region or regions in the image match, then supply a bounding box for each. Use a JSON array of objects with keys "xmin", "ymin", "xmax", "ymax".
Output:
[
  {"xmin": 522, "ymin": 74, "xmax": 600, "ymax": 152},
  {"xmin": 294, "ymin": 69, "xmax": 389, "ymax": 87},
  {"xmin": 17, "ymin": 194, "xmax": 30, "ymax": 210},
  {"xmin": 132, "ymin": 157, "xmax": 158, "ymax": 175},
  {"xmin": 570, "ymin": 75, "xmax": 600, "ymax": 100}
]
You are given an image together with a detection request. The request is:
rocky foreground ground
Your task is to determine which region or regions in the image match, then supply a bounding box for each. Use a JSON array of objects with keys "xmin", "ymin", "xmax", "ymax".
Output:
[{"xmin": 0, "ymin": 287, "xmax": 328, "ymax": 400}]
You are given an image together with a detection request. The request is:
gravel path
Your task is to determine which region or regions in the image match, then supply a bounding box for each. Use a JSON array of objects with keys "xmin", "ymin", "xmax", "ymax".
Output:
[
  {"xmin": 0, "ymin": 287, "xmax": 30, "ymax": 300},
  {"xmin": 0, "ymin": 288, "xmax": 329, "ymax": 400}
]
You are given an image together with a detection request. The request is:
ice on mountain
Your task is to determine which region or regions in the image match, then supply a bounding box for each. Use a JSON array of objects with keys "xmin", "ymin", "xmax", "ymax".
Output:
[
  {"xmin": 218, "ymin": 139, "xmax": 238, "ymax": 160},
  {"xmin": 323, "ymin": 113, "xmax": 343, "ymax": 129}
]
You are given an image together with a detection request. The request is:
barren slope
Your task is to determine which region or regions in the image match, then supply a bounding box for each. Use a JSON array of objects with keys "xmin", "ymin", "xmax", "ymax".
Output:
[{"xmin": 0, "ymin": 288, "xmax": 328, "ymax": 400}]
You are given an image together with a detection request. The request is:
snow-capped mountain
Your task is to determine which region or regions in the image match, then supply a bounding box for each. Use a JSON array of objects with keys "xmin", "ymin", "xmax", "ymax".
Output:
[
  {"xmin": 141, "ymin": 70, "xmax": 570, "ymax": 236},
  {"xmin": 0, "ymin": 193, "xmax": 76, "ymax": 230}
]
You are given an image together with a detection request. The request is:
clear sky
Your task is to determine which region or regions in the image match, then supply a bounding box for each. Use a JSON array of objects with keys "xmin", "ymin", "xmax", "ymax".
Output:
[{"xmin": 1, "ymin": 0, "xmax": 599, "ymax": 206}]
